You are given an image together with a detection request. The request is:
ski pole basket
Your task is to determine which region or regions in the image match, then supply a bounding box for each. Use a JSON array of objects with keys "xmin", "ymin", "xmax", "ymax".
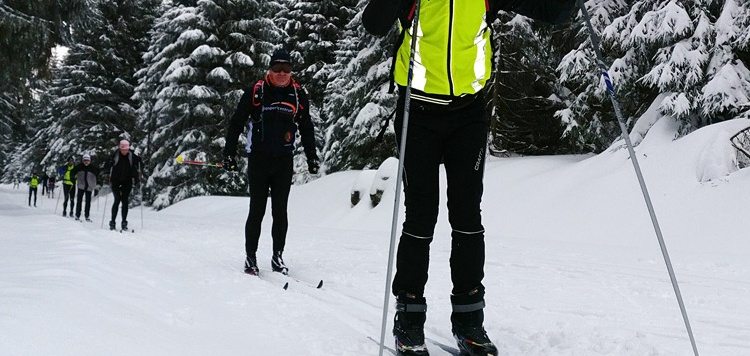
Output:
[{"xmin": 730, "ymin": 125, "xmax": 750, "ymax": 169}]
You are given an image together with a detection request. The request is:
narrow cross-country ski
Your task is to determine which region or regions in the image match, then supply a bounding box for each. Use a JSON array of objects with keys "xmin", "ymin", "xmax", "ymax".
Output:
[
  {"xmin": 256, "ymin": 268, "xmax": 323, "ymax": 290},
  {"xmin": 243, "ymin": 269, "xmax": 289, "ymax": 290}
]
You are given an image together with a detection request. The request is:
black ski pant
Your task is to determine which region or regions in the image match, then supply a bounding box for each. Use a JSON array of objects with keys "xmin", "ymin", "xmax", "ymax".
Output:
[
  {"xmin": 75, "ymin": 189, "xmax": 93, "ymax": 219},
  {"xmin": 28, "ymin": 187, "xmax": 37, "ymax": 206},
  {"xmin": 111, "ymin": 182, "xmax": 132, "ymax": 223},
  {"xmin": 391, "ymin": 91, "xmax": 489, "ymax": 303},
  {"xmin": 245, "ymin": 152, "xmax": 293, "ymax": 258},
  {"xmin": 62, "ymin": 184, "xmax": 75, "ymax": 213}
]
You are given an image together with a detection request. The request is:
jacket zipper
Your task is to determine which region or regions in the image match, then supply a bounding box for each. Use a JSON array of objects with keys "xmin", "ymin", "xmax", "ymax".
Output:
[{"xmin": 447, "ymin": 0, "xmax": 455, "ymax": 96}]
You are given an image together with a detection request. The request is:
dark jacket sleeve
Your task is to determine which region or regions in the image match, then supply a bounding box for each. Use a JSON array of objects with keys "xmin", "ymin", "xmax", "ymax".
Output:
[
  {"xmin": 295, "ymin": 87, "xmax": 318, "ymax": 161},
  {"xmin": 223, "ymin": 87, "xmax": 255, "ymax": 156},
  {"xmin": 495, "ymin": 0, "xmax": 577, "ymax": 25},
  {"xmin": 362, "ymin": 0, "xmax": 407, "ymax": 35}
]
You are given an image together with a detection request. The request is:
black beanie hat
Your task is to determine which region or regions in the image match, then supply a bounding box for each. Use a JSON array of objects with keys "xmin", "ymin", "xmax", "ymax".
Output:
[{"xmin": 270, "ymin": 49, "xmax": 292, "ymax": 67}]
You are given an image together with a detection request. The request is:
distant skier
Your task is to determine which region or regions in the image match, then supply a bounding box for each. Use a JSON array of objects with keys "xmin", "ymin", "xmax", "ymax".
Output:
[
  {"xmin": 58, "ymin": 157, "xmax": 77, "ymax": 217},
  {"xmin": 73, "ymin": 154, "xmax": 100, "ymax": 222},
  {"xmin": 47, "ymin": 175, "xmax": 56, "ymax": 198},
  {"xmin": 105, "ymin": 139, "xmax": 142, "ymax": 231},
  {"xmin": 363, "ymin": 0, "xmax": 577, "ymax": 355},
  {"xmin": 40, "ymin": 172, "xmax": 48, "ymax": 197},
  {"xmin": 12, "ymin": 175, "xmax": 20, "ymax": 189},
  {"xmin": 222, "ymin": 48, "xmax": 320, "ymax": 276},
  {"xmin": 28, "ymin": 172, "xmax": 39, "ymax": 207}
]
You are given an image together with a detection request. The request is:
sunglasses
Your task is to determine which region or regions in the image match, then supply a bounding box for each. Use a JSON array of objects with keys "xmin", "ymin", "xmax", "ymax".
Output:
[{"xmin": 270, "ymin": 63, "xmax": 292, "ymax": 73}]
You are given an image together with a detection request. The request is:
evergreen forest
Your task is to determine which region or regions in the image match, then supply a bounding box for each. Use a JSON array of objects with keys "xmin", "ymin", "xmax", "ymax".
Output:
[{"xmin": 2, "ymin": 0, "xmax": 748, "ymax": 208}]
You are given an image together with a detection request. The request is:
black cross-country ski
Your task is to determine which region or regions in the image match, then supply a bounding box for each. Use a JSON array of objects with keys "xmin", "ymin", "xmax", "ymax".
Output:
[
  {"xmin": 244, "ymin": 269, "xmax": 288, "ymax": 290},
  {"xmin": 255, "ymin": 268, "xmax": 323, "ymax": 290}
]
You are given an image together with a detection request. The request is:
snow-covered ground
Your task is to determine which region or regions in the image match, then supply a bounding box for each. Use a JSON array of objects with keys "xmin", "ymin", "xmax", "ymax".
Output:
[{"xmin": 2, "ymin": 117, "xmax": 750, "ymax": 355}]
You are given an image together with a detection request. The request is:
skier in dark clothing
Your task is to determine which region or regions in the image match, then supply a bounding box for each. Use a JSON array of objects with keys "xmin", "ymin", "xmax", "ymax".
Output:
[
  {"xmin": 223, "ymin": 48, "xmax": 320, "ymax": 276},
  {"xmin": 363, "ymin": 1, "xmax": 576, "ymax": 355},
  {"xmin": 40, "ymin": 172, "xmax": 48, "ymax": 196},
  {"xmin": 47, "ymin": 175, "xmax": 56, "ymax": 198},
  {"xmin": 58, "ymin": 157, "xmax": 77, "ymax": 217},
  {"xmin": 73, "ymin": 154, "xmax": 100, "ymax": 221},
  {"xmin": 105, "ymin": 139, "xmax": 142, "ymax": 231}
]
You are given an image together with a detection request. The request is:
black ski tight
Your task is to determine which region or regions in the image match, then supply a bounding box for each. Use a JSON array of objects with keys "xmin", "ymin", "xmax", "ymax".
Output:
[
  {"xmin": 62, "ymin": 184, "xmax": 75, "ymax": 213},
  {"xmin": 111, "ymin": 182, "xmax": 132, "ymax": 222},
  {"xmin": 245, "ymin": 152, "xmax": 293, "ymax": 257},
  {"xmin": 76, "ymin": 189, "xmax": 92, "ymax": 218},
  {"xmin": 28, "ymin": 187, "xmax": 37, "ymax": 206},
  {"xmin": 391, "ymin": 91, "xmax": 489, "ymax": 298}
]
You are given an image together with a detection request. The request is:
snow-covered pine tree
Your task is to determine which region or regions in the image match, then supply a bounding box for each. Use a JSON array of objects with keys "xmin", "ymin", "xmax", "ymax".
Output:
[
  {"xmin": 491, "ymin": 11, "xmax": 569, "ymax": 155},
  {"xmin": 321, "ymin": 0, "xmax": 398, "ymax": 172},
  {"xmin": 559, "ymin": 0, "xmax": 750, "ymax": 151},
  {"xmin": 133, "ymin": 0, "xmax": 285, "ymax": 208},
  {"xmin": 2, "ymin": 0, "xmax": 159, "ymax": 178},
  {"xmin": 557, "ymin": 0, "xmax": 631, "ymax": 152},
  {"xmin": 275, "ymin": 0, "xmax": 358, "ymax": 178},
  {"xmin": 0, "ymin": 0, "xmax": 96, "ymax": 178}
]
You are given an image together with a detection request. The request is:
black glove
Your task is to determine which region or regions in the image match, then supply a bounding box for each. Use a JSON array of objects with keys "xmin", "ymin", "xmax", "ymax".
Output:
[
  {"xmin": 307, "ymin": 158, "xmax": 320, "ymax": 174},
  {"xmin": 222, "ymin": 155, "xmax": 238, "ymax": 172}
]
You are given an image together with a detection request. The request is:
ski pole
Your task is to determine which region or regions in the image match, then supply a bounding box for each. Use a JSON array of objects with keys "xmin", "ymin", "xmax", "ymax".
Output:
[
  {"xmin": 100, "ymin": 190, "xmax": 109, "ymax": 229},
  {"xmin": 575, "ymin": 1, "xmax": 699, "ymax": 355},
  {"xmin": 378, "ymin": 1, "xmax": 421, "ymax": 355},
  {"xmin": 54, "ymin": 184, "xmax": 62, "ymax": 213},
  {"xmin": 175, "ymin": 155, "xmax": 223, "ymax": 168},
  {"xmin": 139, "ymin": 182, "xmax": 144, "ymax": 230}
]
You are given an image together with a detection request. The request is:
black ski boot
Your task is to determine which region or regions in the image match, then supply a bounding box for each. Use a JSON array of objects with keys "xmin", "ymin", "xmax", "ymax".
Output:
[
  {"xmin": 393, "ymin": 292, "xmax": 429, "ymax": 356},
  {"xmin": 109, "ymin": 220, "xmax": 116, "ymax": 230},
  {"xmin": 451, "ymin": 309, "xmax": 497, "ymax": 356},
  {"xmin": 271, "ymin": 251, "xmax": 288, "ymax": 275},
  {"xmin": 121, "ymin": 220, "xmax": 128, "ymax": 231},
  {"xmin": 450, "ymin": 286, "xmax": 497, "ymax": 356},
  {"xmin": 244, "ymin": 255, "xmax": 259, "ymax": 275}
]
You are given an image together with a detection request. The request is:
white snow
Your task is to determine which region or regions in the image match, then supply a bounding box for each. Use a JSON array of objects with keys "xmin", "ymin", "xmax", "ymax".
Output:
[{"xmin": 2, "ymin": 119, "xmax": 750, "ymax": 355}]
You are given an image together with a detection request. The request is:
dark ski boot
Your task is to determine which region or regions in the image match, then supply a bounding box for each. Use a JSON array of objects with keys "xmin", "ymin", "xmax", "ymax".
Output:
[
  {"xmin": 271, "ymin": 251, "xmax": 288, "ymax": 275},
  {"xmin": 393, "ymin": 292, "xmax": 429, "ymax": 356},
  {"xmin": 121, "ymin": 220, "xmax": 128, "ymax": 231},
  {"xmin": 450, "ymin": 286, "xmax": 497, "ymax": 356},
  {"xmin": 109, "ymin": 220, "xmax": 116, "ymax": 231},
  {"xmin": 451, "ymin": 310, "xmax": 497, "ymax": 356},
  {"xmin": 244, "ymin": 255, "xmax": 259, "ymax": 275}
]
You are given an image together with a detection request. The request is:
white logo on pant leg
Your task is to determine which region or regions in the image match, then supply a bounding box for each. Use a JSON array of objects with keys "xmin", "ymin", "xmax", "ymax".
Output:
[{"xmin": 474, "ymin": 148, "xmax": 484, "ymax": 171}]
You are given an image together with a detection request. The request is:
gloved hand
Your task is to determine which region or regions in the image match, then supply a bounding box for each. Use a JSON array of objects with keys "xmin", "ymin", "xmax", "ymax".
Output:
[
  {"xmin": 307, "ymin": 158, "xmax": 320, "ymax": 174},
  {"xmin": 222, "ymin": 155, "xmax": 238, "ymax": 172}
]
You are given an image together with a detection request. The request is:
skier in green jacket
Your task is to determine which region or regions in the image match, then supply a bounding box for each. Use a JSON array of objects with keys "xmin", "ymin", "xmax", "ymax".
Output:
[{"xmin": 363, "ymin": 1, "xmax": 576, "ymax": 354}]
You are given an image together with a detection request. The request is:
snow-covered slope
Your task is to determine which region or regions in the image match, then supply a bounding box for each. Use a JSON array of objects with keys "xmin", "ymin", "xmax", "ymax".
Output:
[{"xmin": 1, "ymin": 118, "xmax": 749, "ymax": 355}]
